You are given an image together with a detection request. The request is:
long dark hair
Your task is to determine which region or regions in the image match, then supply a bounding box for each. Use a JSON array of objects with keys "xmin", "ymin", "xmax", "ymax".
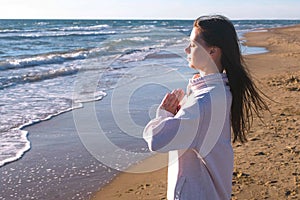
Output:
[{"xmin": 193, "ymin": 15, "xmax": 269, "ymax": 143}]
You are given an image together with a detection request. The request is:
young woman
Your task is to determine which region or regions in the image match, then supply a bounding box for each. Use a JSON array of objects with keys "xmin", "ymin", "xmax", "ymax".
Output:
[{"xmin": 143, "ymin": 15, "xmax": 269, "ymax": 200}]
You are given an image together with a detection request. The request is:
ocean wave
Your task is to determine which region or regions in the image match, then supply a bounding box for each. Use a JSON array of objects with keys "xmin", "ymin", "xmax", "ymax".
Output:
[
  {"xmin": 0, "ymin": 23, "xmax": 111, "ymax": 34},
  {"xmin": 0, "ymin": 29, "xmax": 24, "ymax": 33},
  {"xmin": 121, "ymin": 29, "xmax": 152, "ymax": 34},
  {"xmin": 61, "ymin": 24, "xmax": 111, "ymax": 31},
  {"xmin": 73, "ymin": 90, "xmax": 107, "ymax": 103},
  {"xmin": 0, "ymin": 30, "xmax": 116, "ymax": 39},
  {"xmin": 0, "ymin": 49, "xmax": 94, "ymax": 70},
  {"xmin": 113, "ymin": 36, "xmax": 150, "ymax": 43},
  {"xmin": 0, "ymin": 66, "xmax": 79, "ymax": 89},
  {"xmin": 34, "ymin": 21, "xmax": 49, "ymax": 26},
  {"xmin": 132, "ymin": 25, "xmax": 156, "ymax": 30},
  {"xmin": 48, "ymin": 24, "xmax": 111, "ymax": 32},
  {"xmin": 119, "ymin": 48, "xmax": 160, "ymax": 62}
]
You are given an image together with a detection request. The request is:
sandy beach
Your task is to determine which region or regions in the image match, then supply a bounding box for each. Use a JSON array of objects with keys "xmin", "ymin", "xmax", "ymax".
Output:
[{"xmin": 92, "ymin": 25, "xmax": 300, "ymax": 199}]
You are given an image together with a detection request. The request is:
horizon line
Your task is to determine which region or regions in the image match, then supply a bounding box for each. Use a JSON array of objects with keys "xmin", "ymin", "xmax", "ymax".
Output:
[{"xmin": 0, "ymin": 17, "xmax": 300, "ymax": 21}]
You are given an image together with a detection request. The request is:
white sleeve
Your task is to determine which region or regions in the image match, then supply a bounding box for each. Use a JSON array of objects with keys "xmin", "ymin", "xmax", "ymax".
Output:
[{"xmin": 143, "ymin": 97, "xmax": 203, "ymax": 152}]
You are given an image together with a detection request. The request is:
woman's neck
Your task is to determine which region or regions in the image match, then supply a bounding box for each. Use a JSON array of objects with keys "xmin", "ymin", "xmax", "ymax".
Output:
[
  {"xmin": 198, "ymin": 68, "xmax": 222, "ymax": 77},
  {"xmin": 197, "ymin": 61, "xmax": 223, "ymax": 77}
]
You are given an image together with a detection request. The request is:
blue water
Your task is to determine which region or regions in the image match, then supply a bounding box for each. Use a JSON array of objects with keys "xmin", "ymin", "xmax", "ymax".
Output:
[{"xmin": 0, "ymin": 19, "xmax": 300, "ymax": 167}]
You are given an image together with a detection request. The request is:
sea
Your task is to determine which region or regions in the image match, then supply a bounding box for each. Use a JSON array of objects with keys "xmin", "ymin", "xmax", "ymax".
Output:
[{"xmin": 0, "ymin": 19, "xmax": 300, "ymax": 169}]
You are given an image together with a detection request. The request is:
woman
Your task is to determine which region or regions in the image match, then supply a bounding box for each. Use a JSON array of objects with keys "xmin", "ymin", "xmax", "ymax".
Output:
[{"xmin": 143, "ymin": 15, "xmax": 269, "ymax": 200}]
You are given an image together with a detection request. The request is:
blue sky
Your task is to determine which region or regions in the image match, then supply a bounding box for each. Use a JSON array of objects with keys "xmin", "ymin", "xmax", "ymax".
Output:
[{"xmin": 1, "ymin": 0, "xmax": 299, "ymax": 19}]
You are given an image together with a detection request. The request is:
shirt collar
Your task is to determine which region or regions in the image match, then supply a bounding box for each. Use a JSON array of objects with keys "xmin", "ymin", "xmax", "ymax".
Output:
[{"xmin": 187, "ymin": 73, "xmax": 229, "ymax": 95}]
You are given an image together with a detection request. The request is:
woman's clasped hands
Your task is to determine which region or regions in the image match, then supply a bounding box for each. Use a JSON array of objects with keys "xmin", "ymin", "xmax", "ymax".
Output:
[{"xmin": 159, "ymin": 89, "xmax": 185, "ymax": 115}]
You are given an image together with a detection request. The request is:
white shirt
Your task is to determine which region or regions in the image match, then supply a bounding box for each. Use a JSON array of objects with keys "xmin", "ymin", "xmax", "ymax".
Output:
[{"xmin": 143, "ymin": 73, "xmax": 233, "ymax": 200}]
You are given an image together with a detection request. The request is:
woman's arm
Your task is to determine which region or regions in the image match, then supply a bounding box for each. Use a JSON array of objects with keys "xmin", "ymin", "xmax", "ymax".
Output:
[{"xmin": 143, "ymin": 91, "xmax": 203, "ymax": 153}]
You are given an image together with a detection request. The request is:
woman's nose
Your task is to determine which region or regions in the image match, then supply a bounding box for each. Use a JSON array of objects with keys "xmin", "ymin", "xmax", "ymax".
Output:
[{"xmin": 185, "ymin": 46, "xmax": 190, "ymax": 54}]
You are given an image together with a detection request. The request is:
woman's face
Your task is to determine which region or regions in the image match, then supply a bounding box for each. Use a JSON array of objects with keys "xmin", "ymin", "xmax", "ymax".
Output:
[{"xmin": 184, "ymin": 28, "xmax": 211, "ymax": 70}]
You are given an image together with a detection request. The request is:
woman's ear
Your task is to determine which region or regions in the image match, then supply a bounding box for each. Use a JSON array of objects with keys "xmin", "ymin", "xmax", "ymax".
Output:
[
  {"xmin": 209, "ymin": 47, "xmax": 220, "ymax": 55},
  {"xmin": 209, "ymin": 47, "xmax": 222, "ymax": 58},
  {"xmin": 209, "ymin": 47, "xmax": 223, "ymax": 71}
]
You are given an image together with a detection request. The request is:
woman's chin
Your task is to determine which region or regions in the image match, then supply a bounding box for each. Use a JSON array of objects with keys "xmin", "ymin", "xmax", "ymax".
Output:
[{"xmin": 188, "ymin": 63, "xmax": 196, "ymax": 69}]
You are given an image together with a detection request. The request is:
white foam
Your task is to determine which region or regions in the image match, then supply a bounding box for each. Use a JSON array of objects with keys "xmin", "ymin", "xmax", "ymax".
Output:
[
  {"xmin": 73, "ymin": 91, "xmax": 107, "ymax": 103},
  {"xmin": 0, "ymin": 129, "xmax": 30, "ymax": 166},
  {"xmin": 0, "ymin": 68, "xmax": 109, "ymax": 167},
  {"xmin": 119, "ymin": 48, "xmax": 160, "ymax": 63}
]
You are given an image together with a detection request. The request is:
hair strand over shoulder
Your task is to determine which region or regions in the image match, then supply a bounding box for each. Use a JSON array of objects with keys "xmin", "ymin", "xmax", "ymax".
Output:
[{"xmin": 193, "ymin": 15, "xmax": 269, "ymax": 143}]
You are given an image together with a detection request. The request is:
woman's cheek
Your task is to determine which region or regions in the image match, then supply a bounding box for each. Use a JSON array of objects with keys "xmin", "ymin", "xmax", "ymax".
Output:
[
  {"xmin": 191, "ymin": 55, "xmax": 202, "ymax": 69},
  {"xmin": 192, "ymin": 50, "xmax": 210, "ymax": 69}
]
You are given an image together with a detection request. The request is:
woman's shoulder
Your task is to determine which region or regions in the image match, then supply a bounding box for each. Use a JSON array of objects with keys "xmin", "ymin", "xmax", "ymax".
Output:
[{"xmin": 191, "ymin": 85, "xmax": 231, "ymax": 108}]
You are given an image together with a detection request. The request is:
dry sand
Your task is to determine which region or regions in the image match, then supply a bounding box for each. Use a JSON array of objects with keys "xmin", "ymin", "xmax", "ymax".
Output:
[{"xmin": 92, "ymin": 25, "xmax": 300, "ymax": 200}]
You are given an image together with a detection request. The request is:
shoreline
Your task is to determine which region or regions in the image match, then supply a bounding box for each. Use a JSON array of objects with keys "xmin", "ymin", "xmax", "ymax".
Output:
[
  {"xmin": 0, "ymin": 93, "xmax": 121, "ymax": 199},
  {"xmin": 0, "ymin": 105, "xmax": 78, "ymax": 168},
  {"xmin": 92, "ymin": 24, "xmax": 300, "ymax": 199},
  {"xmin": 0, "ymin": 50, "xmax": 189, "ymax": 199}
]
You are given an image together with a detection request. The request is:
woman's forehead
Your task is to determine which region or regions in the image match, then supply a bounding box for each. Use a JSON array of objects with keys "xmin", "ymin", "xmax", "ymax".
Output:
[
  {"xmin": 190, "ymin": 28, "xmax": 198, "ymax": 39},
  {"xmin": 190, "ymin": 28, "xmax": 202, "ymax": 40},
  {"xmin": 190, "ymin": 28, "xmax": 205, "ymax": 44}
]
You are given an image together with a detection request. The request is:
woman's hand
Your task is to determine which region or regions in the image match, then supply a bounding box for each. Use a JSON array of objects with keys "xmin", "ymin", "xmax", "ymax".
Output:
[{"xmin": 160, "ymin": 89, "xmax": 185, "ymax": 115}]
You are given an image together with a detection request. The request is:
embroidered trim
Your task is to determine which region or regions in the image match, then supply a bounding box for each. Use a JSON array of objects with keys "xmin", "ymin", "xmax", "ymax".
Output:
[{"xmin": 187, "ymin": 73, "xmax": 229, "ymax": 95}]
